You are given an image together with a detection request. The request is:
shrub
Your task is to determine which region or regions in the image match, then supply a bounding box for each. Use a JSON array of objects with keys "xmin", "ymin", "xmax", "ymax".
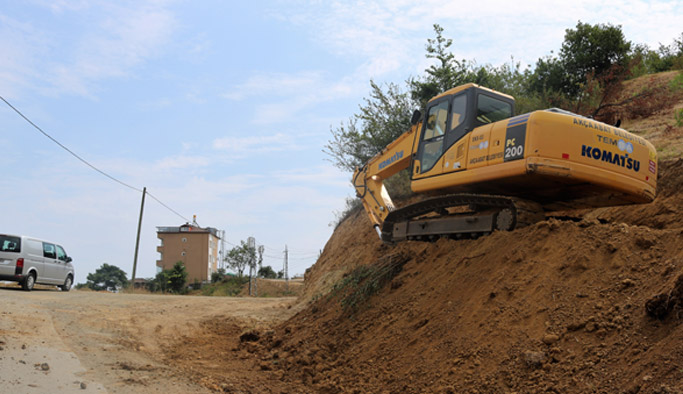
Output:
[
  {"xmin": 330, "ymin": 253, "xmax": 410, "ymax": 315},
  {"xmin": 675, "ymin": 108, "xmax": 683, "ymax": 128}
]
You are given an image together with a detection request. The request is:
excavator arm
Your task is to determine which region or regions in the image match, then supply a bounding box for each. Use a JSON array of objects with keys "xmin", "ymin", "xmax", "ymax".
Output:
[{"xmin": 352, "ymin": 120, "xmax": 420, "ymax": 237}]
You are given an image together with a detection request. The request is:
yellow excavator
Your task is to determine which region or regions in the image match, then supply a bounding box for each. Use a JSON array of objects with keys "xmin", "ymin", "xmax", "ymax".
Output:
[{"xmin": 353, "ymin": 83, "xmax": 658, "ymax": 243}]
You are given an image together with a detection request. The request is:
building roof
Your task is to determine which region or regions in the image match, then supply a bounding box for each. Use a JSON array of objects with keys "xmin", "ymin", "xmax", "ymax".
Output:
[{"xmin": 156, "ymin": 223, "xmax": 221, "ymax": 238}]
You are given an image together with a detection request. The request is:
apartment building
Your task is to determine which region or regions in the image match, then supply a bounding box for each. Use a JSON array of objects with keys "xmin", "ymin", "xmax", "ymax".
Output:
[{"xmin": 156, "ymin": 223, "xmax": 221, "ymax": 284}]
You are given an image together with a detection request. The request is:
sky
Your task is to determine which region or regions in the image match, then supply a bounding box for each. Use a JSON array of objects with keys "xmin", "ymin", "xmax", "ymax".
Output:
[{"xmin": 1, "ymin": 0, "xmax": 681, "ymax": 284}]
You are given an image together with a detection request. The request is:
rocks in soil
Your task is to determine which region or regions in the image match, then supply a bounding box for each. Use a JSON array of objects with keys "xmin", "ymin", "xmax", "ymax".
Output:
[
  {"xmin": 523, "ymin": 351, "xmax": 546, "ymax": 368},
  {"xmin": 635, "ymin": 233, "xmax": 657, "ymax": 249},
  {"xmin": 646, "ymin": 272, "xmax": 683, "ymax": 320},
  {"xmin": 542, "ymin": 334, "xmax": 560, "ymax": 345},
  {"xmin": 239, "ymin": 330, "xmax": 260, "ymax": 342}
]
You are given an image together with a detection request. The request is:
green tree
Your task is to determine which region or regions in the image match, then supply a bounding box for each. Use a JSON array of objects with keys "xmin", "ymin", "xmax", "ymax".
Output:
[
  {"xmin": 258, "ymin": 265, "xmax": 277, "ymax": 279},
  {"xmin": 527, "ymin": 55, "xmax": 566, "ymax": 101},
  {"xmin": 632, "ymin": 33, "xmax": 683, "ymax": 75},
  {"xmin": 211, "ymin": 268, "xmax": 226, "ymax": 283},
  {"xmin": 225, "ymin": 241, "xmax": 255, "ymax": 278},
  {"xmin": 85, "ymin": 263, "xmax": 128, "ymax": 292},
  {"xmin": 167, "ymin": 261, "xmax": 188, "ymax": 293},
  {"xmin": 148, "ymin": 271, "xmax": 169, "ymax": 293},
  {"xmin": 529, "ymin": 21, "xmax": 631, "ymax": 99},
  {"xmin": 324, "ymin": 80, "xmax": 414, "ymax": 173},
  {"xmin": 410, "ymin": 24, "xmax": 470, "ymax": 106},
  {"xmin": 560, "ymin": 21, "xmax": 631, "ymax": 96}
]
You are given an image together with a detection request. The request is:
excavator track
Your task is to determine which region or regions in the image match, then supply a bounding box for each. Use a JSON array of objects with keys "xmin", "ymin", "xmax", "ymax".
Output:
[{"xmin": 381, "ymin": 194, "xmax": 544, "ymax": 243}]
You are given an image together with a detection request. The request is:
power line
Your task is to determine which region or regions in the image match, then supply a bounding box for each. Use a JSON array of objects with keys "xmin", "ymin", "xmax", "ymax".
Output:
[
  {"xmin": 1, "ymin": 95, "xmax": 188, "ymax": 222},
  {"xmin": 1, "ymin": 95, "xmax": 142, "ymax": 193},
  {"xmin": 146, "ymin": 191, "xmax": 190, "ymax": 223}
]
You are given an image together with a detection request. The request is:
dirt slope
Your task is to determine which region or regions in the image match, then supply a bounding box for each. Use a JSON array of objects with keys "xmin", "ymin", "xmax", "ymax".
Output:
[
  {"xmin": 244, "ymin": 72, "xmax": 683, "ymax": 393},
  {"xmin": 256, "ymin": 159, "xmax": 683, "ymax": 394}
]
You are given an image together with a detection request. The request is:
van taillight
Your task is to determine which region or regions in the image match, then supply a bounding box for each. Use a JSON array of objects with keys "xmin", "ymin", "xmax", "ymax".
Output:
[{"xmin": 16, "ymin": 258, "xmax": 24, "ymax": 268}]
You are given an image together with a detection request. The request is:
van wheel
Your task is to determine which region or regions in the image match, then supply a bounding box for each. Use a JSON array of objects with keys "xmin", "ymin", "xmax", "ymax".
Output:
[
  {"xmin": 22, "ymin": 273, "xmax": 36, "ymax": 291},
  {"xmin": 60, "ymin": 275, "xmax": 73, "ymax": 292}
]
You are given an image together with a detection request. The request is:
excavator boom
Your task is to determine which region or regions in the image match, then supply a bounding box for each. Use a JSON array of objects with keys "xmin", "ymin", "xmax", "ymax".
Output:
[{"xmin": 352, "ymin": 119, "xmax": 419, "ymax": 233}]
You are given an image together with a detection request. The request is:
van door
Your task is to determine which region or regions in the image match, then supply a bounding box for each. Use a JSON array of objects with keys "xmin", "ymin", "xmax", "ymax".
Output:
[
  {"xmin": 42, "ymin": 242, "xmax": 60, "ymax": 284},
  {"xmin": 24, "ymin": 238, "xmax": 46, "ymax": 280},
  {"xmin": 0, "ymin": 235, "xmax": 21, "ymax": 278},
  {"xmin": 55, "ymin": 245, "xmax": 70, "ymax": 283}
]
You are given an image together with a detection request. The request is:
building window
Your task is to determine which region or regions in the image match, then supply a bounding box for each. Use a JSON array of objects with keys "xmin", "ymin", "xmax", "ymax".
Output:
[
  {"xmin": 182, "ymin": 237, "xmax": 187, "ymax": 243},
  {"xmin": 181, "ymin": 251, "xmax": 186, "ymax": 256}
]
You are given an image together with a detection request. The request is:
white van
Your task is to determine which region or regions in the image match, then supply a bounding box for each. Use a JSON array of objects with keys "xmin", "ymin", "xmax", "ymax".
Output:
[{"xmin": 0, "ymin": 234, "xmax": 74, "ymax": 291}]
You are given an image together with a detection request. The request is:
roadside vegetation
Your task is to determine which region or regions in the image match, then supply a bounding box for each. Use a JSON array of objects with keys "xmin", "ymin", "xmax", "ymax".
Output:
[
  {"xmin": 76, "ymin": 245, "xmax": 288, "ymax": 296},
  {"xmin": 328, "ymin": 252, "xmax": 410, "ymax": 316},
  {"xmin": 325, "ymin": 22, "xmax": 683, "ymax": 225},
  {"xmin": 75, "ymin": 263, "xmax": 128, "ymax": 292},
  {"xmin": 197, "ymin": 265, "xmax": 291, "ymax": 297}
]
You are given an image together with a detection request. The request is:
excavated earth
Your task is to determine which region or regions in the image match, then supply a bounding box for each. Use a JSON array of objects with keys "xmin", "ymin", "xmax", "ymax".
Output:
[
  {"xmin": 169, "ymin": 159, "xmax": 682, "ymax": 394},
  {"xmin": 245, "ymin": 159, "xmax": 682, "ymax": 394}
]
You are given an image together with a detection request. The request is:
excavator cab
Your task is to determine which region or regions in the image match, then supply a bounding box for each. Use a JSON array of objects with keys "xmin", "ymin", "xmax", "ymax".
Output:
[{"xmin": 413, "ymin": 84, "xmax": 515, "ymax": 179}]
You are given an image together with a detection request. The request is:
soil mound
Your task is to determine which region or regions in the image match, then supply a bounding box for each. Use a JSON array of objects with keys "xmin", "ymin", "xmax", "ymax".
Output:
[
  {"xmin": 169, "ymin": 72, "xmax": 683, "ymax": 393},
  {"xmin": 238, "ymin": 278, "xmax": 304, "ymax": 297},
  {"xmin": 252, "ymin": 159, "xmax": 683, "ymax": 394},
  {"xmin": 583, "ymin": 159, "xmax": 683, "ymax": 229}
]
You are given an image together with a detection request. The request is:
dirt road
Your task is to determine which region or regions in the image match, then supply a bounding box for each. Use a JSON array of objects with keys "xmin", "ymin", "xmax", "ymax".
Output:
[{"xmin": 0, "ymin": 286, "xmax": 301, "ymax": 393}]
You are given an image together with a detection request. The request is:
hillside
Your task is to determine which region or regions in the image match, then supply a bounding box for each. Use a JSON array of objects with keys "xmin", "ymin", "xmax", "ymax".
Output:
[
  {"xmin": 256, "ymin": 158, "xmax": 682, "ymax": 393},
  {"xmin": 166, "ymin": 72, "xmax": 683, "ymax": 393},
  {"xmin": 251, "ymin": 72, "xmax": 683, "ymax": 393}
]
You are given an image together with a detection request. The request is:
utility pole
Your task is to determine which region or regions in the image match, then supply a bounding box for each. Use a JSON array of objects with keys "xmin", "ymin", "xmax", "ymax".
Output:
[
  {"xmin": 284, "ymin": 245, "xmax": 289, "ymax": 292},
  {"xmin": 131, "ymin": 187, "xmax": 146, "ymax": 285},
  {"xmin": 219, "ymin": 230, "xmax": 226, "ymax": 270},
  {"xmin": 248, "ymin": 237, "xmax": 256, "ymax": 296},
  {"xmin": 255, "ymin": 245, "xmax": 263, "ymax": 297}
]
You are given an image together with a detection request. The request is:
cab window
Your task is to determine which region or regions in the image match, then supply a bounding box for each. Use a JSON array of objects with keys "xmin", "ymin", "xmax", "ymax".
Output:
[
  {"xmin": 423, "ymin": 101, "xmax": 449, "ymax": 141},
  {"xmin": 43, "ymin": 243, "xmax": 56, "ymax": 259},
  {"xmin": 476, "ymin": 94, "xmax": 512, "ymax": 125},
  {"xmin": 449, "ymin": 94, "xmax": 467, "ymax": 131},
  {"xmin": 56, "ymin": 245, "xmax": 67, "ymax": 261},
  {"xmin": 420, "ymin": 100, "xmax": 449, "ymax": 172}
]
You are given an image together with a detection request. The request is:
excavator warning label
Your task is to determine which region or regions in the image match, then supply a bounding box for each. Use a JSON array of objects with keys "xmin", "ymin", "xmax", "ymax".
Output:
[{"xmin": 504, "ymin": 125, "xmax": 526, "ymax": 162}]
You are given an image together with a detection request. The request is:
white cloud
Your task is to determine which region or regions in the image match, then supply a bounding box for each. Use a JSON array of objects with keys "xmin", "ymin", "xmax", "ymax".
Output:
[
  {"xmin": 269, "ymin": 165, "xmax": 349, "ymax": 188},
  {"xmin": 0, "ymin": 14, "xmax": 49, "ymax": 99},
  {"xmin": 30, "ymin": 0, "xmax": 91, "ymax": 13},
  {"xmin": 51, "ymin": 3, "xmax": 175, "ymax": 95},
  {"xmin": 1, "ymin": 1, "xmax": 177, "ymax": 98},
  {"xmin": 212, "ymin": 133, "xmax": 303, "ymax": 154},
  {"xmin": 275, "ymin": 0, "xmax": 683, "ymax": 76},
  {"xmin": 222, "ymin": 71, "xmax": 324, "ymax": 101},
  {"xmin": 154, "ymin": 155, "xmax": 210, "ymax": 170},
  {"xmin": 221, "ymin": 70, "xmax": 365, "ymax": 125}
]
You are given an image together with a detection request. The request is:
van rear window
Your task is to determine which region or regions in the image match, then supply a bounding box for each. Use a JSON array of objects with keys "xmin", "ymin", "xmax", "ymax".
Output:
[{"xmin": 0, "ymin": 235, "xmax": 21, "ymax": 253}]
